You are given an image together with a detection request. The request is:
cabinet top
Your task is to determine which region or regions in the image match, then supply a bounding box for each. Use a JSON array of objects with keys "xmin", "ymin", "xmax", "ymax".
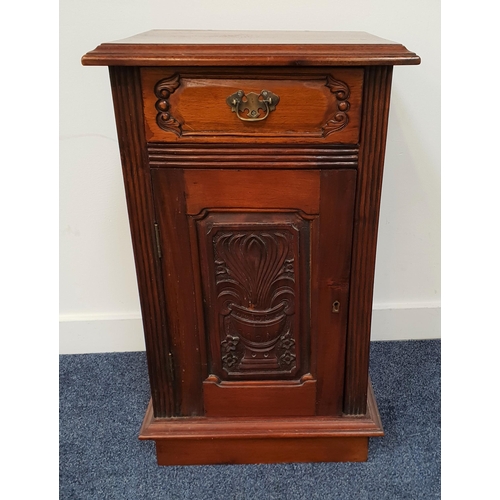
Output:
[{"xmin": 81, "ymin": 30, "xmax": 420, "ymax": 67}]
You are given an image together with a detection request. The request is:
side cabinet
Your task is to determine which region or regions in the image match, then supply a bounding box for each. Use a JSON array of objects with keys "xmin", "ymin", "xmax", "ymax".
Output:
[{"xmin": 82, "ymin": 31, "xmax": 420, "ymax": 465}]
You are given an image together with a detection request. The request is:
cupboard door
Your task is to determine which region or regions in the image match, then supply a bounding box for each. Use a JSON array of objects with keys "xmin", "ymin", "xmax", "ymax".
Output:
[{"xmin": 151, "ymin": 168, "xmax": 356, "ymax": 417}]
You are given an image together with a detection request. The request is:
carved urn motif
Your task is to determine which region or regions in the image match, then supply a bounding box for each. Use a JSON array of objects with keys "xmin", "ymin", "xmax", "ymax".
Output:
[
  {"xmin": 229, "ymin": 301, "xmax": 287, "ymax": 369},
  {"xmin": 214, "ymin": 231, "xmax": 296, "ymax": 373}
]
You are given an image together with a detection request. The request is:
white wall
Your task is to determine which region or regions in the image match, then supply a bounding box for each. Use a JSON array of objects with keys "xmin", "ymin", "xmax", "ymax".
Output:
[{"xmin": 60, "ymin": 0, "xmax": 440, "ymax": 353}]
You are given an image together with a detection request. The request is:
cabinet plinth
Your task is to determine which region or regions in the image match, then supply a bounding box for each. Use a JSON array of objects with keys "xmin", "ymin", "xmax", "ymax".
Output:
[{"xmin": 83, "ymin": 30, "xmax": 420, "ymax": 465}]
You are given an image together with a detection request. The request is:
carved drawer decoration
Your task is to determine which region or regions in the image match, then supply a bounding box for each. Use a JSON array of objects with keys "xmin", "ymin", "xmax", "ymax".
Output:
[
  {"xmin": 322, "ymin": 75, "xmax": 351, "ymax": 136},
  {"xmin": 141, "ymin": 68, "xmax": 363, "ymax": 144},
  {"xmin": 154, "ymin": 74, "xmax": 182, "ymax": 136},
  {"xmin": 195, "ymin": 211, "xmax": 312, "ymax": 380}
]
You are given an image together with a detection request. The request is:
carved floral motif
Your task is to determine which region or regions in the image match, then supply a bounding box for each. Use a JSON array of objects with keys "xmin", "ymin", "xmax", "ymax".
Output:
[
  {"xmin": 221, "ymin": 334, "xmax": 240, "ymax": 369},
  {"xmin": 277, "ymin": 329, "xmax": 296, "ymax": 367}
]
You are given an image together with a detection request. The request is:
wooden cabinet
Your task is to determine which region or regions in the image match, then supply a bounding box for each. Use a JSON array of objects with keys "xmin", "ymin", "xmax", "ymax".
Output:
[{"xmin": 82, "ymin": 30, "xmax": 420, "ymax": 465}]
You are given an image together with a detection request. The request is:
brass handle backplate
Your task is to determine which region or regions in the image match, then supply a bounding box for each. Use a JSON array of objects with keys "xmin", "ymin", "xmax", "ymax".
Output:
[{"xmin": 226, "ymin": 90, "xmax": 280, "ymax": 122}]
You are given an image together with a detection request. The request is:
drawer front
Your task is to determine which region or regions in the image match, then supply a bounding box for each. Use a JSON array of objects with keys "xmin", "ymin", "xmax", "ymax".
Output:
[{"xmin": 141, "ymin": 68, "xmax": 363, "ymax": 144}]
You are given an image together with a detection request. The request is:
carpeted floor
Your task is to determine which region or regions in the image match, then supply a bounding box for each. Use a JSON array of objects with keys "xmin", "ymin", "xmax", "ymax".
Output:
[{"xmin": 59, "ymin": 339, "xmax": 440, "ymax": 499}]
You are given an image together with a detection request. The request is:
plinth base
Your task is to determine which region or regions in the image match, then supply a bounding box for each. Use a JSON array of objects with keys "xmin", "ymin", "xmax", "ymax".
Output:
[{"xmin": 139, "ymin": 380, "xmax": 383, "ymax": 466}]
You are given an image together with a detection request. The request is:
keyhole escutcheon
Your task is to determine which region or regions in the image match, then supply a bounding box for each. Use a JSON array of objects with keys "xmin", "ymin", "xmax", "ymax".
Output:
[{"xmin": 332, "ymin": 301, "xmax": 340, "ymax": 313}]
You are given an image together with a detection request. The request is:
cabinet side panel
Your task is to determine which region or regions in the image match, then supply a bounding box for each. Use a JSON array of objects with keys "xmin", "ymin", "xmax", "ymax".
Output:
[
  {"xmin": 344, "ymin": 66, "xmax": 393, "ymax": 415},
  {"xmin": 108, "ymin": 67, "xmax": 172, "ymax": 417}
]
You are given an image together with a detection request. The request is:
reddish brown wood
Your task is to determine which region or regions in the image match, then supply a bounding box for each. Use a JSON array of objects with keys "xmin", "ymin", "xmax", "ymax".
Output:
[
  {"xmin": 344, "ymin": 66, "xmax": 393, "ymax": 415},
  {"xmin": 196, "ymin": 211, "xmax": 310, "ymax": 381},
  {"xmin": 156, "ymin": 436, "xmax": 368, "ymax": 465},
  {"xmin": 150, "ymin": 167, "xmax": 357, "ymax": 420},
  {"xmin": 140, "ymin": 68, "xmax": 363, "ymax": 144},
  {"xmin": 108, "ymin": 67, "xmax": 172, "ymax": 417},
  {"xmin": 139, "ymin": 380, "xmax": 383, "ymax": 465},
  {"xmin": 183, "ymin": 169, "xmax": 321, "ymax": 215},
  {"xmin": 203, "ymin": 375, "xmax": 317, "ymax": 417},
  {"xmin": 147, "ymin": 143, "xmax": 359, "ymax": 169},
  {"xmin": 139, "ymin": 379, "xmax": 383, "ymax": 440},
  {"xmin": 315, "ymin": 169, "xmax": 357, "ymax": 415},
  {"xmin": 84, "ymin": 30, "xmax": 419, "ymax": 465},
  {"xmin": 81, "ymin": 30, "xmax": 420, "ymax": 67},
  {"xmin": 150, "ymin": 169, "xmax": 204, "ymax": 416}
]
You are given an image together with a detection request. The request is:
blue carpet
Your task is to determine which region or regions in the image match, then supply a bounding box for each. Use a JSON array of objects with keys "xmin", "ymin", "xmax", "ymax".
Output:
[{"xmin": 59, "ymin": 339, "xmax": 440, "ymax": 499}]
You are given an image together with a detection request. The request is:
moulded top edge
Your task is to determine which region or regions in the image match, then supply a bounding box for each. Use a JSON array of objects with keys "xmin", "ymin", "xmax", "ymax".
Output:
[{"xmin": 81, "ymin": 30, "xmax": 421, "ymax": 67}]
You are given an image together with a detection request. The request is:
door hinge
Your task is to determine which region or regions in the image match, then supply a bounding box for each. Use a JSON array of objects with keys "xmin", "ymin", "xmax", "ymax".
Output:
[
  {"xmin": 154, "ymin": 222, "xmax": 162, "ymax": 259},
  {"xmin": 168, "ymin": 351, "xmax": 175, "ymax": 382}
]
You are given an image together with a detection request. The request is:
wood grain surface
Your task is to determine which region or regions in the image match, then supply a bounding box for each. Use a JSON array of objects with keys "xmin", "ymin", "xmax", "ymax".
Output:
[
  {"xmin": 146, "ymin": 143, "xmax": 359, "ymax": 169},
  {"xmin": 343, "ymin": 66, "xmax": 394, "ymax": 415},
  {"xmin": 82, "ymin": 30, "xmax": 420, "ymax": 67},
  {"xmin": 139, "ymin": 380, "xmax": 383, "ymax": 465},
  {"xmin": 85, "ymin": 30, "xmax": 419, "ymax": 464},
  {"xmin": 108, "ymin": 67, "xmax": 173, "ymax": 417},
  {"xmin": 141, "ymin": 68, "xmax": 363, "ymax": 144}
]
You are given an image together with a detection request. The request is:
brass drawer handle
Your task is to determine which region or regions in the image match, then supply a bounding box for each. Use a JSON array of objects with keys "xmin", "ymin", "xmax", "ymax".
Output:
[{"xmin": 226, "ymin": 90, "xmax": 280, "ymax": 122}]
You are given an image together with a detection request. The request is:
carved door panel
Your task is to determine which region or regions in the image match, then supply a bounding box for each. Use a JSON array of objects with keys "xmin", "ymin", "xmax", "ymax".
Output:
[{"xmin": 151, "ymin": 168, "xmax": 357, "ymax": 418}]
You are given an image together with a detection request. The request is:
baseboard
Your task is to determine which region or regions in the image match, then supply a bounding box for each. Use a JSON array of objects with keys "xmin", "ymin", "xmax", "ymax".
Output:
[
  {"xmin": 59, "ymin": 313, "xmax": 145, "ymax": 354},
  {"xmin": 59, "ymin": 304, "xmax": 440, "ymax": 354},
  {"xmin": 370, "ymin": 303, "xmax": 441, "ymax": 341}
]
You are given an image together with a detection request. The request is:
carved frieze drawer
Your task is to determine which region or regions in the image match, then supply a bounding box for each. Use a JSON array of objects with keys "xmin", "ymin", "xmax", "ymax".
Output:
[{"xmin": 140, "ymin": 68, "xmax": 363, "ymax": 144}]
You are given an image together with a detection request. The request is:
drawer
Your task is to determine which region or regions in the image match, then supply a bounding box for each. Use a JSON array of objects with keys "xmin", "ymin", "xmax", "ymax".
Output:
[{"xmin": 141, "ymin": 68, "xmax": 363, "ymax": 144}]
